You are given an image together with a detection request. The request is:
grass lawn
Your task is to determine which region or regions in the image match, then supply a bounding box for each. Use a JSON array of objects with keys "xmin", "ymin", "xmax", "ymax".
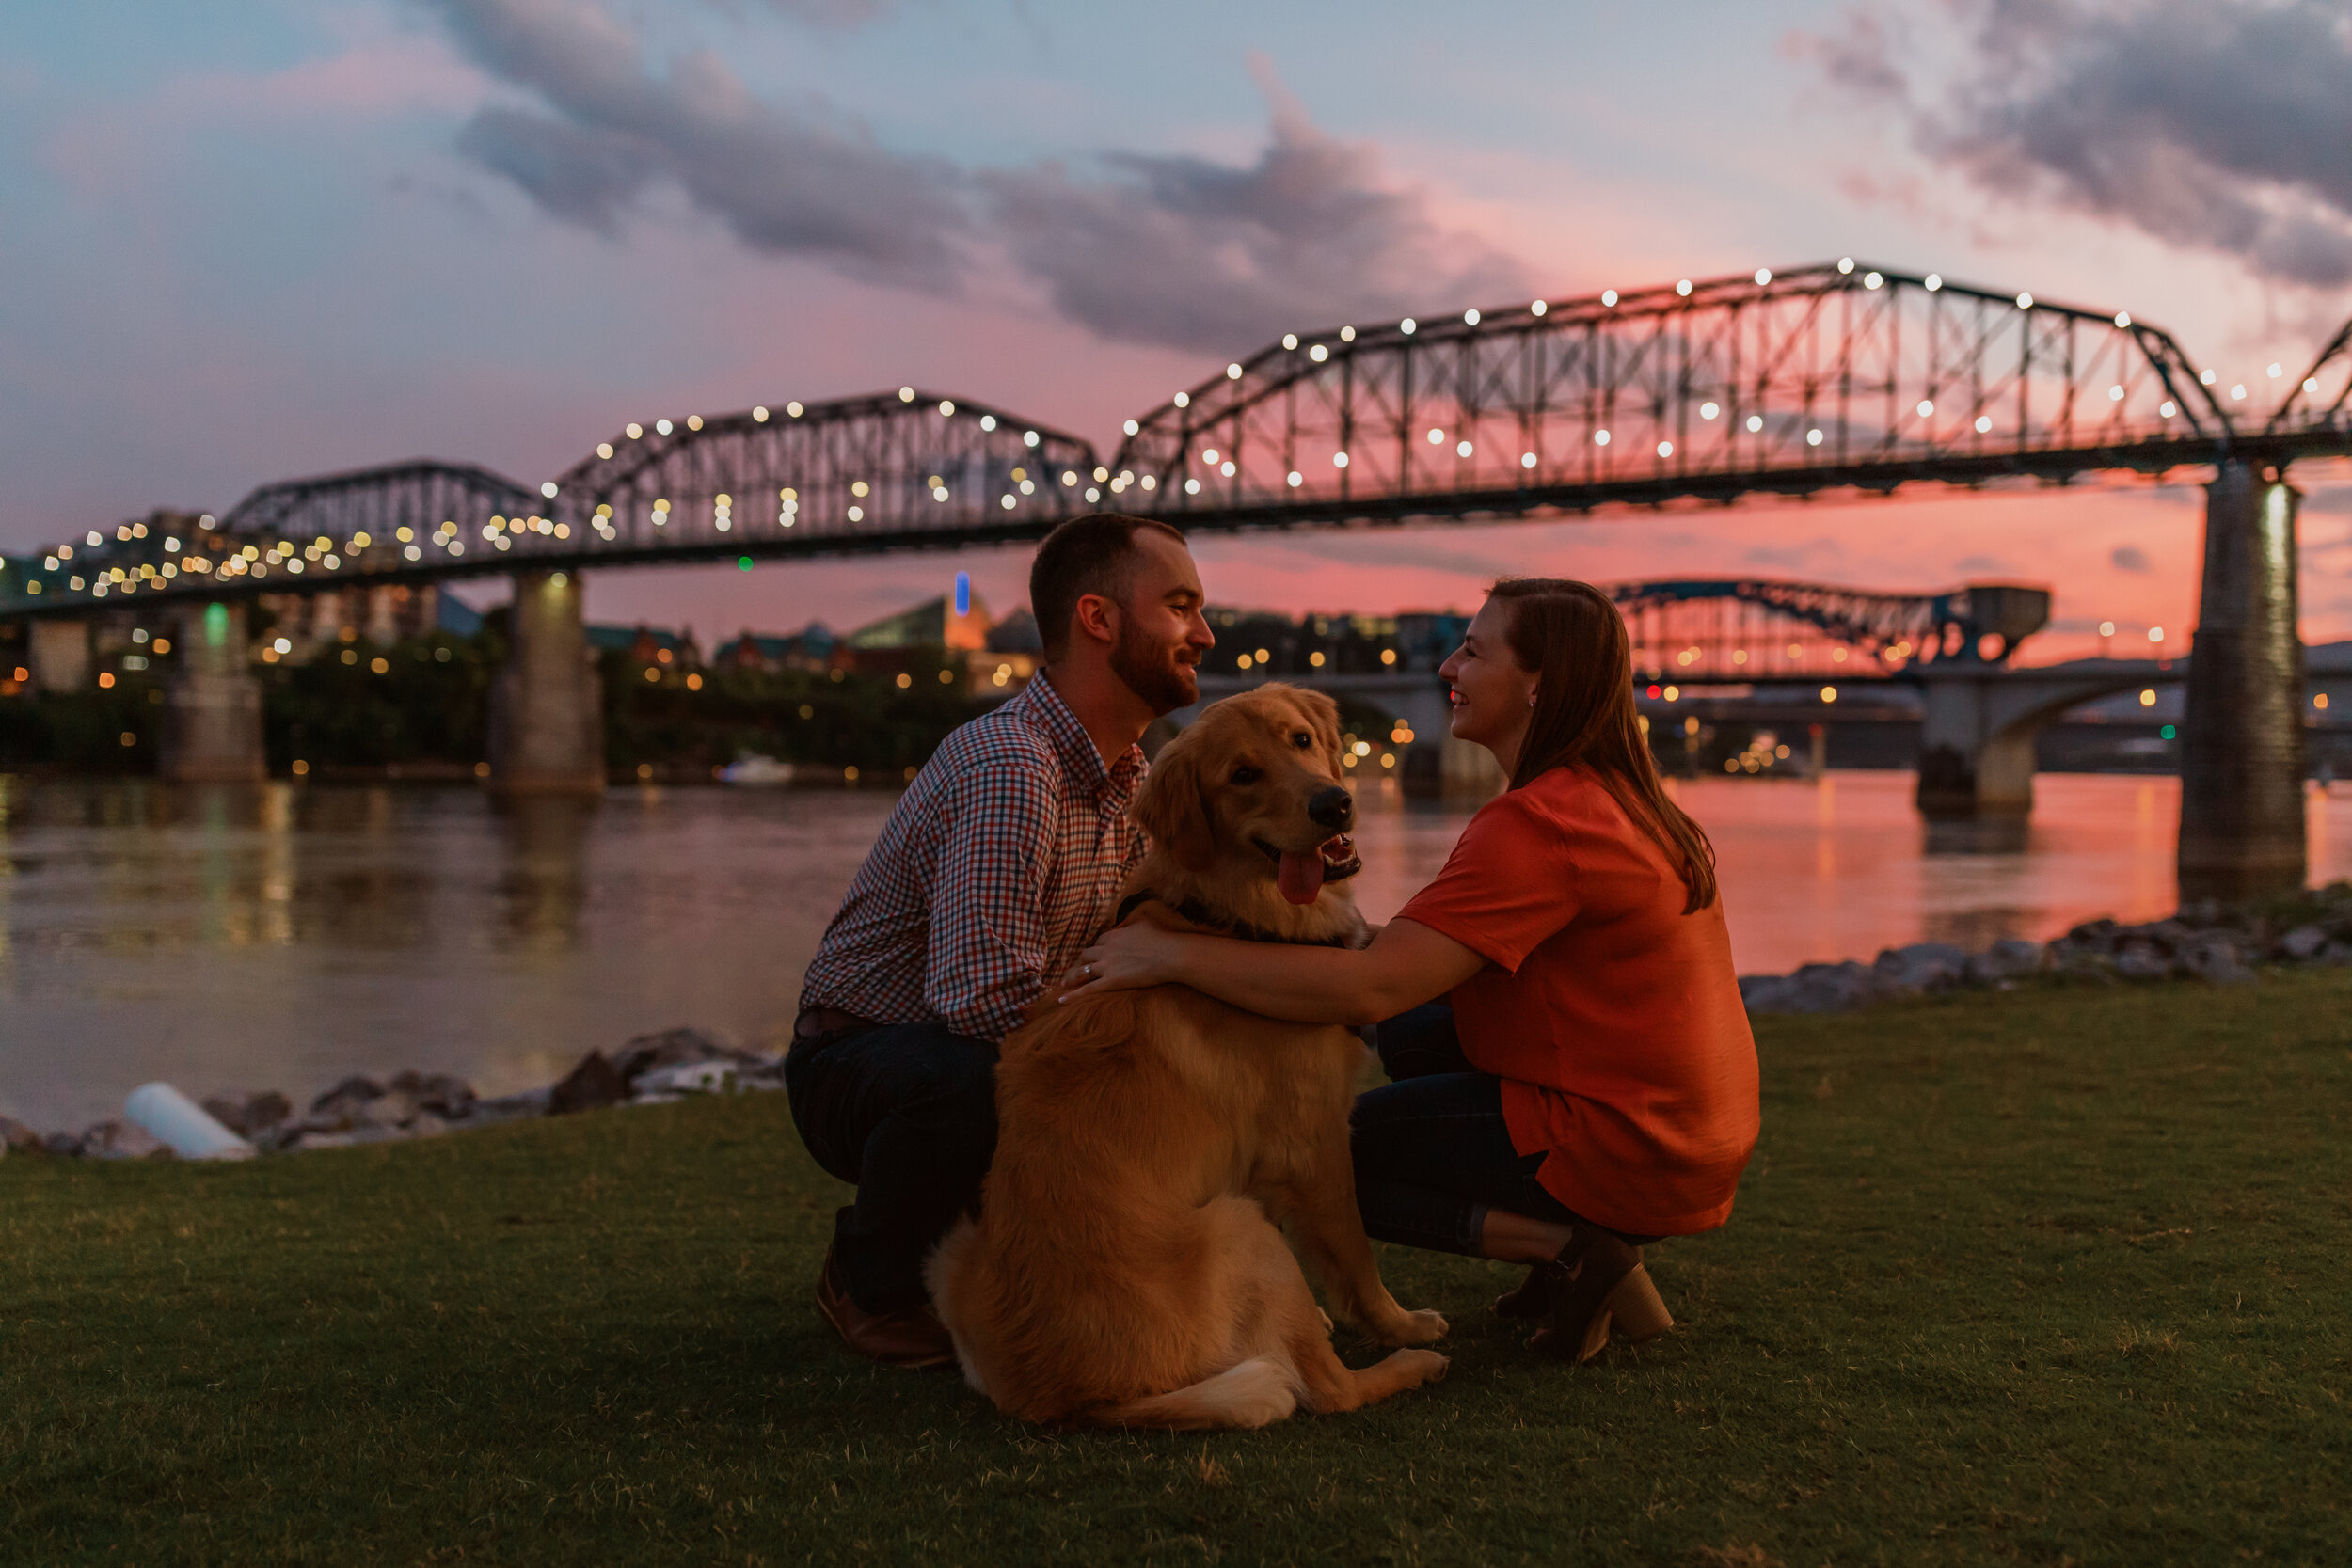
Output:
[{"xmin": 4, "ymin": 974, "xmax": 2348, "ymax": 1566}]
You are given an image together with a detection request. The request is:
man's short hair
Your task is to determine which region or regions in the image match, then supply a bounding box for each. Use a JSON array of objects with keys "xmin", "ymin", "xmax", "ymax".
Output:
[{"xmin": 1029, "ymin": 514, "xmax": 1188, "ymax": 660}]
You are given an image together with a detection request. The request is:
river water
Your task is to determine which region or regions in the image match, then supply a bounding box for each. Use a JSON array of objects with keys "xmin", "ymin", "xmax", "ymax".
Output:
[{"xmin": 5, "ymin": 770, "xmax": 2347, "ymax": 1131}]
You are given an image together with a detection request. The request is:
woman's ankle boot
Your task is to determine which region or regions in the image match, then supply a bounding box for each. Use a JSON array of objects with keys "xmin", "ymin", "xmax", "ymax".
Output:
[
  {"xmin": 1528, "ymin": 1230, "xmax": 1674, "ymax": 1363},
  {"xmin": 1492, "ymin": 1264, "xmax": 1555, "ymax": 1320}
]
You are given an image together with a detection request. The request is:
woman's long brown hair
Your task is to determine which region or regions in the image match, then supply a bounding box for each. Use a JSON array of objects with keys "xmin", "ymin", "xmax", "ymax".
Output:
[{"xmin": 1487, "ymin": 578, "xmax": 1719, "ymax": 913}]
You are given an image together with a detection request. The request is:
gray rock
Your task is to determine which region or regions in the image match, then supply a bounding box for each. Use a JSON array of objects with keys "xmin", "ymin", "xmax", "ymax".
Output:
[
  {"xmin": 1874, "ymin": 942, "xmax": 1971, "ymax": 993},
  {"xmin": 1758, "ymin": 960, "xmax": 1895, "ymax": 1014},
  {"xmin": 359, "ymin": 1089, "xmax": 423, "ymax": 1129},
  {"xmin": 201, "ymin": 1090, "xmax": 291, "ymax": 1139},
  {"xmin": 387, "ymin": 1070, "xmax": 474, "ymax": 1119},
  {"xmin": 2180, "ymin": 934, "xmax": 2255, "ymax": 985},
  {"xmin": 310, "ymin": 1075, "xmax": 384, "ymax": 1121},
  {"xmin": 289, "ymin": 1129, "xmax": 358, "ymax": 1152},
  {"xmin": 2063, "ymin": 918, "xmax": 2124, "ymax": 956},
  {"xmin": 42, "ymin": 1132, "xmax": 82, "ymax": 1157},
  {"xmin": 612, "ymin": 1027, "xmax": 755, "ymax": 1088},
  {"xmin": 80, "ymin": 1119, "xmax": 169, "ymax": 1160},
  {"xmin": 1738, "ymin": 974, "xmax": 1799, "ymax": 1014},
  {"xmin": 548, "ymin": 1051, "xmax": 628, "ymax": 1115},
  {"xmin": 472, "ymin": 1087, "xmax": 552, "ymax": 1123},
  {"xmin": 408, "ymin": 1111, "xmax": 452, "ymax": 1138},
  {"xmin": 1965, "ymin": 939, "xmax": 2047, "ymax": 985},
  {"xmin": 632, "ymin": 1059, "xmax": 743, "ymax": 1097},
  {"xmin": 2114, "ymin": 943, "xmax": 2173, "ymax": 982},
  {"xmin": 2280, "ymin": 925, "xmax": 2329, "ymax": 961},
  {"xmin": 0, "ymin": 1117, "xmax": 40, "ymax": 1154}
]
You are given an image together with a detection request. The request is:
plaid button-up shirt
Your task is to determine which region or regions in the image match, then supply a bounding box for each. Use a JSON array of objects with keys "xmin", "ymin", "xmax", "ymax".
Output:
[{"xmin": 798, "ymin": 671, "xmax": 1148, "ymax": 1042}]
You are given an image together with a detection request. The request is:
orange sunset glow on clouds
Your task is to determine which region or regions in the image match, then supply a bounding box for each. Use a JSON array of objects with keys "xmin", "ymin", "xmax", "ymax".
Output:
[{"xmin": 7, "ymin": 1, "xmax": 2352, "ymax": 659}]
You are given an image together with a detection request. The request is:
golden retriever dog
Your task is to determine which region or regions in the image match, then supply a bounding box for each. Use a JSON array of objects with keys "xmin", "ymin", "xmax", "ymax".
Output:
[{"xmin": 927, "ymin": 685, "xmax": 1449, "ymax": 1430}]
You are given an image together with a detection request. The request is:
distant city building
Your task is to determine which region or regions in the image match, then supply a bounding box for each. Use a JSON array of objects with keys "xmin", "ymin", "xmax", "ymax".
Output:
[
  {"xmin": 587, "ymin": 623, "xmax": 700, "ymax": 668},
  {"xmin": 712, "ymin": 622, "xmax": 838, "ymax": 673},
  {"xmin": 846, "ymin": 593, "xmax": 993, "ymax": 654}
]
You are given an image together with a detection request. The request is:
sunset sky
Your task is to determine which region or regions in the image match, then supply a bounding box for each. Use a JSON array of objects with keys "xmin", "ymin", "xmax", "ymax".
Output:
[{"xmin": 7, "ymin": 0, "xmax": 2352, "ymax": 659}]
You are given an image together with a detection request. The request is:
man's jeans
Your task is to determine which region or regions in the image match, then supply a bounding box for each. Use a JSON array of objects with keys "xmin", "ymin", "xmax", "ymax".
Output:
[
  {"xmin": 784, "ymin": 1021, "xmax": 997, "ymax": 1313},
  {"xmin": 1350, "ymin": 1003, "xmax": 1654, "ymax": 1255}
]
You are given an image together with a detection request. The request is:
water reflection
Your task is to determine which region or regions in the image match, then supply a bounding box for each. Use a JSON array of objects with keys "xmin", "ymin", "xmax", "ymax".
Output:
[
  {"xmin": 1921, "ymin": 818, "xmax": 2031, "ymax": 855},
  {"xmin": 492, "ymin": 795, "xmax": 597, "ymax": 949},
  {"xmin": 5, "ymin": 769, "xmax": 2350, "ymax": 1132}
]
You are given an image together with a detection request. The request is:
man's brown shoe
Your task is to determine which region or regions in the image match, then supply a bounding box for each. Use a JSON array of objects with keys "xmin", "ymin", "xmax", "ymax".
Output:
[{"xmin": 814, "ymin": 1243, "xmax": 958, "ymax": 1369}]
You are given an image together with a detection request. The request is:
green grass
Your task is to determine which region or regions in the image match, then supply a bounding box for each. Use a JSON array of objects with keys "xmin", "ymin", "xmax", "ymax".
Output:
[{"xmin": 5, "ymin": 976, "xmax": 2348, "ymax": 1566}]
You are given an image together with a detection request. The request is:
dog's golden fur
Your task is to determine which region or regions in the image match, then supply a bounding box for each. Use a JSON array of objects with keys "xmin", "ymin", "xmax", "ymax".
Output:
[{"xmin": 928, "ymin": 686, "xmax": 1448, "ymax": 1430}]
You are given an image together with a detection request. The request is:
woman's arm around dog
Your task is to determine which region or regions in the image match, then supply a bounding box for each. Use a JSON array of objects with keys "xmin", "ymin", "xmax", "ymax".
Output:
[{"xmin": 1057, "ymin": 916, "xmax": 1483, "ymax": 1026}]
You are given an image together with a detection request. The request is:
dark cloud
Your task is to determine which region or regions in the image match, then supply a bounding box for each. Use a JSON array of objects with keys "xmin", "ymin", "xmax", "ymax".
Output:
[
  {"xmin": 429, "ymin": 3, "xmax": 1523, "ymax": 354},
  {"xmin": 980, "ymin": 63, "xmax": 1530, "ymax": 352},
  {"xmin": 1809, "ymin": 1, "xmax": 2352, "ymax": 288},
  {"xmin": 2111, "ymin": 543, "xmax": 2153, "ymax": 571},
  {"xmin": 430, "ymin": 0, "xmax": 970, "ymax": 289}
]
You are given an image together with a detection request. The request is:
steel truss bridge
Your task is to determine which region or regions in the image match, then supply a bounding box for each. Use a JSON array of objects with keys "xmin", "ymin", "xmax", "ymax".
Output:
[{"xmin": 11, "ymin": 260, "xmax": 2352, "ymax": 620}]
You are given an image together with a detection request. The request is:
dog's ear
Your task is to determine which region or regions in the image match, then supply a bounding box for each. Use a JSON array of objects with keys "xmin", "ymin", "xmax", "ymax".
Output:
[
  {"xmin": 1295, "ymin": 689, "xmax": 1345, "ymax": 769},
  {"xmin": 1133, "ymin": 734, "xmax": 1217, "ymax": 871}
]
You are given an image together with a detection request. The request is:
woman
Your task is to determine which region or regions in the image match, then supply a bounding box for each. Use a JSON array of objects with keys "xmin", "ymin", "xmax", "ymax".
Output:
[{"xmin": 1059, "ymin": 578, "xmax": 1759, "ymax": 1362}]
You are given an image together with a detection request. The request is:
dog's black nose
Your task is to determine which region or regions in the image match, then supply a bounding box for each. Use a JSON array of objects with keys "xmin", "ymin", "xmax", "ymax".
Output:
[{"xmin": 1307, "ymin": 785, "xmax": 1354, "ymax": 831}]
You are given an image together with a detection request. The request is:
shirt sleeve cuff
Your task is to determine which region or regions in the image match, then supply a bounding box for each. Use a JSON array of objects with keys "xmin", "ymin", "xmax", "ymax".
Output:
[{"xmin": 1391, "ymin": 908, "xmax": 1529, "ymax": 975}]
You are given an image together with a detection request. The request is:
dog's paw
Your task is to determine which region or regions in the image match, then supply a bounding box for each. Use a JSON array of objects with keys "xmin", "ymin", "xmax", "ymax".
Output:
[
  {"xmin": 1396, "ymin": 1348, "xmax": 1449, "ymax": 1386},
  {"xmin": 1376, "ymin": 1308, "xmax": 1450, "ymax": 1346}
]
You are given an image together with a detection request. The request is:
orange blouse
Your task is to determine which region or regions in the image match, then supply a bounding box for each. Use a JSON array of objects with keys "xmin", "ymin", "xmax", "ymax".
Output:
[{"xmin": 1395, "ymin": 764, "xmax": 1759, "ymax": 1236}]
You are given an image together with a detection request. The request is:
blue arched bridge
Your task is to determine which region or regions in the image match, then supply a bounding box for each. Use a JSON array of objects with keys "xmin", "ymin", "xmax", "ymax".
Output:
[{"xmin": 5, "ymin": 260, "xmax": 2339, "ymax": 895}]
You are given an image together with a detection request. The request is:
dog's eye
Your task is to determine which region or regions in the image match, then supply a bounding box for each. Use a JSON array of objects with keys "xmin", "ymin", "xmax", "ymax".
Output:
[
  {"xmin": 1291, "ymin": 731, "xmax": 1313, "ymax": 750},
  {"xmin": 1231, "ymin": 766, "xmax": 1261, "ymax": 785}
]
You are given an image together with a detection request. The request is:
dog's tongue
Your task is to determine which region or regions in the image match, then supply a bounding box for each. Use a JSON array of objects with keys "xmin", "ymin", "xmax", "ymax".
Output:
[{"xmin": 1277, "ymin": 849, "xmax": 1327, "ymax": 905}]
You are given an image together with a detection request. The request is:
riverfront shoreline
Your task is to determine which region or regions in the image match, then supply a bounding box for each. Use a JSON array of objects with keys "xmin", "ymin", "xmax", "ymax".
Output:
[{"xmin": 9, "ymin": 879, "xmax": 2349, "ymax": 1164}]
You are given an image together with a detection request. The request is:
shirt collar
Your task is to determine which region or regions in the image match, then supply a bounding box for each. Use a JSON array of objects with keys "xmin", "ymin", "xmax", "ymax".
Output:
[{"xmin": 1018, "ymin": 670, "xmax": 1145, "ymax": 800}]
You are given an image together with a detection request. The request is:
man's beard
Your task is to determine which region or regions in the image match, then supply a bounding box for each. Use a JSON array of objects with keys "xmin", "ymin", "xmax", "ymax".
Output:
[{"xmin": 1109, "ymin": 618, "xmax": 1198, "ymax": 715}]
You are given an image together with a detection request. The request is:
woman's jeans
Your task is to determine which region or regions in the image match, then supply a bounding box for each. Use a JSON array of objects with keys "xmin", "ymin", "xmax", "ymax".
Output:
[{"xmin": 1350, "ymin": 1003, "xmax": 1653, "ymax": 1256}]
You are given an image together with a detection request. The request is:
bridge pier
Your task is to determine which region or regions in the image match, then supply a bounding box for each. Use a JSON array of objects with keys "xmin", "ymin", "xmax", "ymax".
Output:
[
  {"xmin": 2179, "ymin": 462, "xmax": 2306, "ymax": 900},
  {"xmin": 159, "ymin": 601, "xmax": 265, "ymax": 784},
  {"xmin": 1915, "ymin": 671, "xmax": 2039, "ymax": 819},
  {"xmin": 28, "ymin": 617, "xmax": 92, "ymax": 693},
  {"xmin": 1915, "ymin": 654, "xmax": 2178, "ymax": 822},
  {"xmin": 487, "ymin": 569, "xmax": 604, "ymax": 795}
]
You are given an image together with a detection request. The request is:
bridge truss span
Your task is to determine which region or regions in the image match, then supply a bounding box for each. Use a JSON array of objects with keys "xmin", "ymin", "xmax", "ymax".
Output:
[
  {"xmin": 1612, "ymin": 577, "xmax": 2052, "ymax": 680},
  {"xmin": 549, "ymin": 390, "xmax": 1103, "ymax": 561},
  {"xmin": 0, "ymin": 396, "xmax": 1108, "ymax": 615},
  {"xmin": 1114, "ymin": 262, "xmax": 2232, "ymax": 531}
]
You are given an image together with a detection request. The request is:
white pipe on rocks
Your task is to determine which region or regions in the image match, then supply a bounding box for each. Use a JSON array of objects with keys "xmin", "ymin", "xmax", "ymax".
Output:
[{"xmin": 124, "ymin": 1083, "xmax": 256, "ymax": 1160}]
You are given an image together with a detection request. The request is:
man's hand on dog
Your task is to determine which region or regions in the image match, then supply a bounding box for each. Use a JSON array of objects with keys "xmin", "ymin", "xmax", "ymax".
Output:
[{"xmin": 1059, "ymin": 923, "xmax": 1187, "ymax": 1001}]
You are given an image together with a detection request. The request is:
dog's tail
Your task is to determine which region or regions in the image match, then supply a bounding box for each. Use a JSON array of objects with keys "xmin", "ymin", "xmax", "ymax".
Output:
[{"xmin": 1091, "ymin": 1357, "xmax": 1301, "ymax": 1431}]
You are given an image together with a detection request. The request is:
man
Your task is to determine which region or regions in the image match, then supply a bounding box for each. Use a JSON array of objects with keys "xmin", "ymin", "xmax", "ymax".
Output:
[{"xmin": 786, "ymin": 514, "xmax": 1216, "ymax": 1366}]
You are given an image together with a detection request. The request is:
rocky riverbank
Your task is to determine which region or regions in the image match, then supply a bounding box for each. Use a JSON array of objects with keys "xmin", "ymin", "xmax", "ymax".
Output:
[
  {"xmin": 0, "ymin": 1027, "xmax": 780, "ymax": 1162},
  {"xmin": 8, "ymin": 882, "xmax": 2350, "ymax": 1160},
  {"xmin": 1740, "ymin": 880, "xmax": 2352, "ymax": 1013}
]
